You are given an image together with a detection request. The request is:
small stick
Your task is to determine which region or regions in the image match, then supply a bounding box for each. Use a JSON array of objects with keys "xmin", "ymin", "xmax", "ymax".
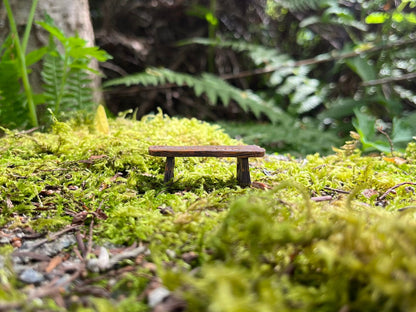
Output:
[
  {"xmin": 377, "ymin": 127, "xmax": 394, "ymax": 156},
  {"xmin": 86, "ymin": 219, "xmax": 94, "ymax": 258},
  {"xmin": 28, "ymin": 224, "xmax": 82, "ymax": 250},
  {"xmin": 379, "ymin": 182, "xmax": 416, "ymax": 201},
  {"xmin": 311, "ymin": 195, "xmax": 333, "ymax": 202},
  {"xmin": 324, "ymin": 187, "xmax": 350, "ymax": 194},
  {"xmin": 75, "ymin": 231, "xmax": 86, "ymax": 258}
]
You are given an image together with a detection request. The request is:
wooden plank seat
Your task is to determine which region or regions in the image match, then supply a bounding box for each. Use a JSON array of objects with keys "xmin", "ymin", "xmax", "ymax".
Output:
[{"xmin": 148, "ymin": 145, "xmax": 265, "ymax": 187}]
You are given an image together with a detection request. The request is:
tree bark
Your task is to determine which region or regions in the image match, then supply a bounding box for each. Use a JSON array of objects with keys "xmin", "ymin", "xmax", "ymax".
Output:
[{"xmin": 0, "ymin": 0, "xmax": 101, "ymax": 102}]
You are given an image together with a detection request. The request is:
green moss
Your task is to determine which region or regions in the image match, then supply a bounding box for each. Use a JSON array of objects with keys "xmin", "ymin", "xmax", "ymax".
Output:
[
  {"xmin": 1, "ymin": 111, "xmax": 416, "ymax": 310},
  {"xmin": 173, "ymin": 190, "xmax": 416, "ymax": 311}
]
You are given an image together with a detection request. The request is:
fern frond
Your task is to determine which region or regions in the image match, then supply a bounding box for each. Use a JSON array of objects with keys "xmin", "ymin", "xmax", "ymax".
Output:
[
  {"xmin": 62, "ymin": 68, "xmax": 94, "ymax": 113},
  {"xmin": 103, "ymin": 67, "xmax": 282, "ymax": 123},
  {"xmin": 179, "ymin": 38, "xmax": 291, "ymax": 66},
  {"xmin": 271, "ymin": 0, "xmax": 325, "ymax": 11},
  {"xmin": 41, "ymin": 51, "xmax": 64, "ymax": 112},
  {"xmin": 181, "ymin": 38, "xmax": 325, "ymax": 115},
  {"xmin": 41, "ymin": 51, "xmax": 94, "ymax": 118}
]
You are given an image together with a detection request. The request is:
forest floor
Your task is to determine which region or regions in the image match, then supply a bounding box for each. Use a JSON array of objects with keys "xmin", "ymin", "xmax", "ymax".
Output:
[{"xmin": 1, "ymin": 112, "xmax": 416, "ymax": 311}]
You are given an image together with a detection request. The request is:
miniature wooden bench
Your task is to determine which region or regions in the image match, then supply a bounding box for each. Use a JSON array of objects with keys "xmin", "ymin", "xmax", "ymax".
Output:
[{"xmin": 148, "ymin": 145, "xmax": 265, "ymax": 187}]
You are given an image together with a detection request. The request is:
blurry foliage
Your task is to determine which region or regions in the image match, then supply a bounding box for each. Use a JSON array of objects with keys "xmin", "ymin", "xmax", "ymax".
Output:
[
  {"xmin": 216, "ymin": 118, "xmax": 342, "ymax": 156},
  {"xmin": 103, "ymin": 67, "xmax": 282, "ymax": 122},
  {"xmin": 0, "ymin": 1, "xmax": 110, "ymax": 130},
  {"xmin": 172, "ymin": 186, "xmax": 416, "ymax": 311},
  {"xmin": 93, "ymin": 0, "xmax": 416, "ymax": 155},
  {"xmin": 268, "ymin": 0, "xmax": 416, "ymax": 153}
]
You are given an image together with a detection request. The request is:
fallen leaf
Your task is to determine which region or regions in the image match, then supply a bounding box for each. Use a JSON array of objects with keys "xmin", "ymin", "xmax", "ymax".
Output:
[
  {"xmin": 11, "ymin": 237, "xmax": 22, "ymax": 248},
  {"xmin": 383, "ymin": 157, "xmax": 406, "ymax": 165},
  {"xmin": 362, "ymin": 189, "xmax": 378, "ymax": 199},
  {"xmin": 71, "ymin": 211, "xmax": 89, "ymax": 224},
  {"xmin": 99, "ymin": 183, "xmax": 109, "ymax": 191},
  {"xmin": 45, "ymin": 255, "xmax": 63, "ymax": 273},
  {"xmin": 94, "ymin": 104, "xmax": 110, "ymax": 134},
  {"xmin": 94, "ymin": 207, "xmax": 108, "ymax": 220},
  {"xmin": 251, "ymin": 181, "xmax": 271, "ymax": 190}
]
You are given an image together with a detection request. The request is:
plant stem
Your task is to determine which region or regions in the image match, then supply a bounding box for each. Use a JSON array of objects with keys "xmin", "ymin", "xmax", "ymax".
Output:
[
  {"xmin": 22, "ymin": 0, "xmax": 39, "ymax": 53},
  {"xmin": 220, "ymin": 38, "xmax": 416, "ymax": 81},
  {"xmin": 55, "ymin": 53, "xmax": 70, "ymax": 114},
  {"xmin": 207, "ymin": 0, "xmax": 217, "ymax": 73},
  {"xmin": 3, "ymin": 0, "xmax": 38, "ymax": 128}
]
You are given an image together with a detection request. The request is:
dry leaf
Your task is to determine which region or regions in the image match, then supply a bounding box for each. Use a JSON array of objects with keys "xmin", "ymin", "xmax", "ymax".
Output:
[
  {"xmin": 383, "ymin": 157, "xmax": 406, "ymax": 165},
  {"xmin": 362, "ymin": 189, "xmax": 378, "ymax": 199},
  {"xmin": 45, "ymin": 256, "xmax": 63, "ymax": 273},
  {"xmin": 251, "ymin": 181, "xmax": 271, "ymax": 190},
  {"xmin": 94, "ymin": 104, "xmax": 109, "ymax": 134}
]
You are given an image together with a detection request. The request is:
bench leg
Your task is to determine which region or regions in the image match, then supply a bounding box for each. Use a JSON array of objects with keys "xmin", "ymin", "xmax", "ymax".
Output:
[
  {"xmin": 164, "ymin": 157, "xmax": 175, "ymax": 182},
  {"xmin": 237, "ymin": 158, "xmax": 251, "ymax": 187}
]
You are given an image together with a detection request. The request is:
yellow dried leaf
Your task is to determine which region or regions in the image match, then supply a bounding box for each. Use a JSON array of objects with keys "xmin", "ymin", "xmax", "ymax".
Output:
[{"xmin": 95, "ymin": 104, "xmax": 109, "ymax": 134}]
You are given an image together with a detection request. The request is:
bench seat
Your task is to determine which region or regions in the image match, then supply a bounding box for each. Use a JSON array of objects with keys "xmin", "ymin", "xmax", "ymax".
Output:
[{"xmin": 148, "ymin": 145, "xmax": 265, "ymax": 187}]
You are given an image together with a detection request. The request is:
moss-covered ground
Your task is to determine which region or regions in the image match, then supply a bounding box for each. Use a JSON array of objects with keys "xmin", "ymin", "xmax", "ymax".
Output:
[{"xmin": 1, "ymin": 111, "xmax": 416, "ymax": 311}]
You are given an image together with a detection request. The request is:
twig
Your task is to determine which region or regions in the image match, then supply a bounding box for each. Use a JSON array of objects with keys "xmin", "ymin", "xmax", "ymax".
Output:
[
  {"xmin": 324, "ymin": 187, "xmax": 351, "ymax": 194},
  {"xmin": 219, "ymin": 38, "xmax": 416, "ymax": 81},
  {"xmin": 27, "ymin": 268, "xmax": 83, "ymax": 301},
  {"xmin": 377, "ymin": 127, "xmax": 394, "ymax": 156},
  {"xmin": 398, "ymin": 206, "xmax": 416, "ymax": 212},
  {"xmin": 11, "ymin": 251, "xmax": 50, "ymax": 262},
  {"xmin": 75, "ymin": 231, "xmax": 86, "ymax": 258},
  {"xmin": 0, "ymin": 302, "xmax": 21, "ymax": 312},
  {"xmin": 73, "ymin": 246, "xmax": 84, "ymax": 262},
  {"xmin": 28, "ymin": 224, "xmax": 82, "ymax": 250},
  {"xmin": 361, "ymin": 72, "xmax": 416, "ymax": 87},
  {"xmin": 86, "ymin": 219, "xmax": 94, "ymax": 257},
  {"xmin": 311, "ymin": 195, "xmax": 333, "ymax": 202},
  {"xmin": 379, "ymin": 182, "xmax": 416, "ymax": 201},
  {"xmin": 15, "ymin": 127, "xmax": 39, "ymax": 136}
]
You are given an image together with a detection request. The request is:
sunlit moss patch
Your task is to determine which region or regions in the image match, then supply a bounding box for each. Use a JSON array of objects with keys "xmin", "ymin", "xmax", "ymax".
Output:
[{"xmin": 1, "ymin": 111, "xmax": 416, "ymax": 311}]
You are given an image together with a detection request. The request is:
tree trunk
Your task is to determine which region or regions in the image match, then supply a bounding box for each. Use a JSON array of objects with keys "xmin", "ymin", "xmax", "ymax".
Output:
[{"xmin": 0, "ymin": 0, "xmax": 102, "ymax": 102}]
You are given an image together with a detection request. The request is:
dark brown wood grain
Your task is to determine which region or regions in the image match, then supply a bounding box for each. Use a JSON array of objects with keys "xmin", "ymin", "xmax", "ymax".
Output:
[
  {"xmin": 148, "ymin": 145, "xmax": 265, "ymax": 158},
  {"xmin": 148, "ymin": 145, "xmax": 265, "ymax": 187},
  {"xmin": 237, "ymin": 158, "xmax": 251, "ymax": 187}
]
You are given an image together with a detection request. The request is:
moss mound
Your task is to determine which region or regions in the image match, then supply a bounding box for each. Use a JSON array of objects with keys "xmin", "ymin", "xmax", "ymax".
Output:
[{"xmin": 1, "ymin": 112, "xmax": 416, "ymax": 311}]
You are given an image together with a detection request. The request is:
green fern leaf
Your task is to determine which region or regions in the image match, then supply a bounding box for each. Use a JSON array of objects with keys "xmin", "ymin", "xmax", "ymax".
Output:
[
  {"xmin": 180, "ymin": 37, "xmax": 290, "ymax": 67},
  {"xmin": 62, "ymin": 68, "xmax": 93, "ymax": 112},
  {"xmin": 193, "ymin": 81, "xmax": 204, "ymax": 97},
  {"xmin": 41, "ymin": 51, "xmax": 64, "ymax": 112},
  {"xmin": 104, "ymin": 68, "xmax": 283, "ymax": 123},
  {"xmin": 273, "ymin": 0, "xmax": 324, "ymax": 11}
]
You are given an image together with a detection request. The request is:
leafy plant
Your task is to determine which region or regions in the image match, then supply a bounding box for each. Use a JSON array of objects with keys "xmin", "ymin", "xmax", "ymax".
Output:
[
  {"xmin": 352, "ymin": 108, "xmax": 414, "ymax": 154},
  {"xmin": 179, "ymin": 37, "xmax": 327, "ymax": 116},
  {"xmin": 0, "ymin": 1, "xmax": 111, "ymax": 130},
  {"xmin": 217, "ymin": 118, "xmax": 342, "ymax": 156},
  {"xmin": 38, "ymin": 20, "xmax": 110, "ymax": 119},
  {"xmin": 266, "ymin": 0, "xmax": 416, "ymax": 153}
]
